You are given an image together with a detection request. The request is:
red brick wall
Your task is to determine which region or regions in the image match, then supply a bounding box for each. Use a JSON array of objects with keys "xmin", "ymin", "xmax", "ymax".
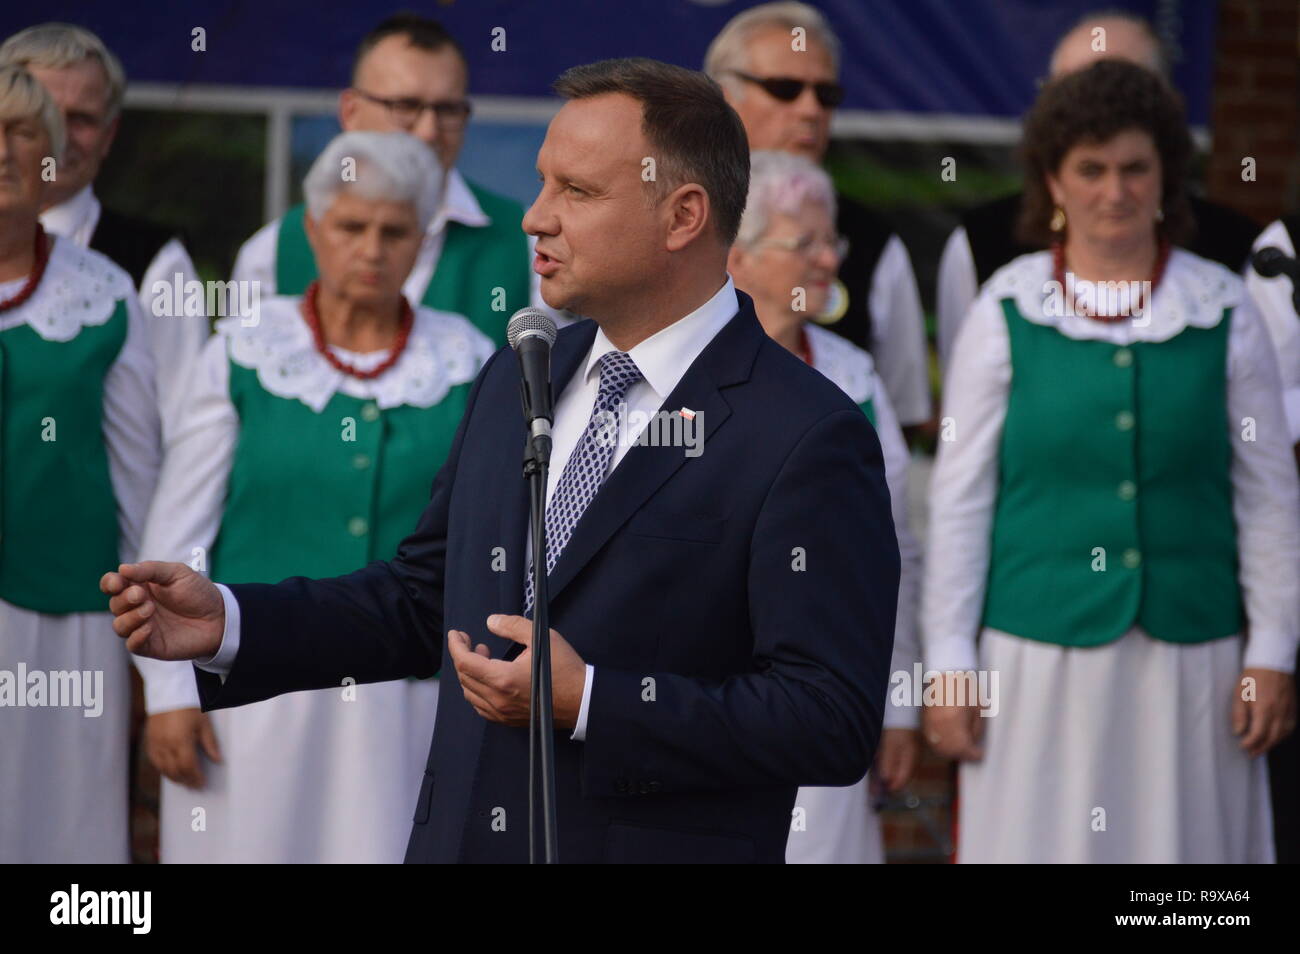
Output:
[{"xmin": 1206, "ymin": 0, "xmax": 1300, "ymax": 223}]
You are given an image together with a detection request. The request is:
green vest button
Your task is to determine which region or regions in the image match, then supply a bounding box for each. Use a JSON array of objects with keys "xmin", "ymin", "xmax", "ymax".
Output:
[
  {"xmin": 1113, "ymin": 347, "xmax": 1133, "ymax": 368},
  {"xmin": 1117, "ymin": 479, "xmax": 1137, "ymax": 500},
  {"xmin": 352, "ymin": 453, "xmax": 371, "ymax": 470},
  {"xmin": 361, "ymin": 402, "xmax": 380, "ymax": 422},
  {"xmin": 347, "ymin": 516, "xmax": 369, "ymax": 537},
  {"xmin": 1122, "ymin": 548, "xmax": 1142, "ymax": 569},
  {"xmin": 1115, "ymin": 410, "xmax": 1135, "ymax": 431}
]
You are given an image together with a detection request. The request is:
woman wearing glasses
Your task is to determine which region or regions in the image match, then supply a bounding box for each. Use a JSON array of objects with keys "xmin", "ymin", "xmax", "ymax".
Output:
[
  {"xmin": 728, "ymin": 150, "xmax": 922, "ymax": 864},
  {"xmin": 923, "ymin": 61, "xmax": 1299, "ymax": 862},
  {"xmin": 133, "ymin": 132, "xmax": 494, "ymax": 862}
]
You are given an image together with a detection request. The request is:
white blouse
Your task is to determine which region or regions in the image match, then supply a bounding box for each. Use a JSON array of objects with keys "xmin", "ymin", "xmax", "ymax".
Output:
[
  {"xmin": 1244, "ymin": 219, "xmax": 1300, "ymax": 442},
  {"xmin": 922, "ymin": 248, "xmax": 1300, "ymax": 675},
  {"xmin": 134, "ymin": 296, "xmax": 494, "ymax": 713}
]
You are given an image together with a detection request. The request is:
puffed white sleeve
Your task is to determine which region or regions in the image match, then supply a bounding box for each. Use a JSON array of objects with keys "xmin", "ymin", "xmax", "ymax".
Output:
[
  {"xmin": 920, "ymin": 292, "xmax": 1011, "ymax": 675},
  {"xmin": 870, "ymin": 376, "xmax": 922, "ymax": 729},
  {"xmin": 1243, "ymin": 220, "xmax": 1300, "ymax": 443},
  {"xmin": 102, "ymin": 292, "xmax": 162, "ymax": 567},
  {"xmin": 141, "ymin": 238, "xmax": 210, "ymax": 443},
  {"xmin": 132, "ymin": 332, "xmax": 240, "ymax": 712},
  {"xmin": 936, "ymin": 226, "xmax": 979, "ymax": 376},
  {"xmin": 1224, "ymin": 296, "xmax": 1300, "ymax": 673},
  {"xmin": 868, "ymin": 234, "xmax": 932, "ymax": 426}
]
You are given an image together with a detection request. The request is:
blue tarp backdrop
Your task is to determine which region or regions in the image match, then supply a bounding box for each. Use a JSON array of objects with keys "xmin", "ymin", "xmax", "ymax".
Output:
[{"xmin": 0, "ymin": 0, "xmax": 1217, "ymax": 123}]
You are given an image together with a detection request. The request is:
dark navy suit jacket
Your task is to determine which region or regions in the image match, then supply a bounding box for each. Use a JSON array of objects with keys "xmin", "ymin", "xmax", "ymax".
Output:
[{"xmin": 195, "ymin": 291, "xmax": 900, "ymax": 863}]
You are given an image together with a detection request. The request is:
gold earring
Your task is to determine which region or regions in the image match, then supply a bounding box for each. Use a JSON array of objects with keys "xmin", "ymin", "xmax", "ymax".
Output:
[{"xmin": 1049, "ymin": 206, "xmax": 1067, "ymax": 232}]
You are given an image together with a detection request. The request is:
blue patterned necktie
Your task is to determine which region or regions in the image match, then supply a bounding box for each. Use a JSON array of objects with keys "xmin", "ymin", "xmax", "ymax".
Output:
[{"xmin": 523, "ymin": 349, "xmax": 644, "ymax": 614}]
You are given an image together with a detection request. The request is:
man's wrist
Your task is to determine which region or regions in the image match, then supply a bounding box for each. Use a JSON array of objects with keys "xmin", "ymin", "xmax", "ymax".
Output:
[
  {"xmin": 570, "ymin": 664, "xmax": 594, "ymax": 741},
  {"xmin": 195, "ymin": 583, "xmax": 239, "ymax": 674}
]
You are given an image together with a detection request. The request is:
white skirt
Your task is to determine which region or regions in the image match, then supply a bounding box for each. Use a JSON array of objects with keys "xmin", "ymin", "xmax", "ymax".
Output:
[
  {"xmin": 159, "ymin": 675, "xmax": 439, "ymax": 863},
  {"xmin": 958, "ymin": 627, "xmax": 1274, "ymax": 863},
  {"xmin": 787, "ymin": 776, "xmax": 884, "ymax": 864},
  {"xmin": 0, "ymin": 599, "xmax": 131, "ymax": 863}
]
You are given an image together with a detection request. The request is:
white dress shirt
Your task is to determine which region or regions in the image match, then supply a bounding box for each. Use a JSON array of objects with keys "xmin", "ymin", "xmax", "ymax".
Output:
[
  {"xmin": 200, "ymin": 278, "xmax": 742, "ymax": 741},
  {"xmin": 866, "ymin": 233, "xmax": 932, "ymax": 426},
  {"xmin": 935, "ymin": 225, "xmax": 980, "ymax": 376}
]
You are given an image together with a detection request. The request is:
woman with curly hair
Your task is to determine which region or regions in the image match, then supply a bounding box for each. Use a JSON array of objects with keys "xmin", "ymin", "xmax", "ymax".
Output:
[{"xmin": 922, "ymin": 60, "xmax": 1299, "ymax": 862}]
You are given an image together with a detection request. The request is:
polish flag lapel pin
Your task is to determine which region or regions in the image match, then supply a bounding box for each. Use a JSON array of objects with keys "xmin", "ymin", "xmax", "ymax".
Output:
[{"xmin": 679, "ymin": 407, "xmax": 696, "ymax": 421}]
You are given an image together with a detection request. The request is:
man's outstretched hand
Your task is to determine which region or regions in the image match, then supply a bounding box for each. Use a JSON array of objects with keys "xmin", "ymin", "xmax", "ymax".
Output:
[{"xmin": 99, "ymin": 561, "xmax": 225, "ymax": 661}]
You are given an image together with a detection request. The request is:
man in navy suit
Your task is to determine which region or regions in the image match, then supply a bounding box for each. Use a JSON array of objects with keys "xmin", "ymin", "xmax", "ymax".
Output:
[{"xmin": 101, "ymin": 58, "xmax": 899, "ymax": 863}]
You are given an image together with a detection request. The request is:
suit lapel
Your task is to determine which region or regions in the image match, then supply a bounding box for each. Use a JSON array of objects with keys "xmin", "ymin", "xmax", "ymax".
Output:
[{"xmin": 544, "ymin": 297, "xmax": 765, "ymax": 607}]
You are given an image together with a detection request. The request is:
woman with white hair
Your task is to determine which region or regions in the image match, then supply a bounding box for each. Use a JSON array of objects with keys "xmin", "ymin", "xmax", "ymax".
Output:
[
  {"xmin": 0, "ymin": 65, "xmax": 161, "ymax": 862},
  {"xmin": 727, "ymin": 150, "xmax": 923, "ymax": 863},
  {"xmin": 133, "ymin": 131, "xmax": 494, "ymax": 862}
]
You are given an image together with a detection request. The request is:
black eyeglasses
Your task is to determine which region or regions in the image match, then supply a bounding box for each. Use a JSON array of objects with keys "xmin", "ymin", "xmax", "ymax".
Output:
[
  {"xmin": 727, "ymin": 70, "xmax": 844, "ymax": 108},
  {"xmin": 350, "ymin": 88, "xmax": 473, "ymax": 129}
]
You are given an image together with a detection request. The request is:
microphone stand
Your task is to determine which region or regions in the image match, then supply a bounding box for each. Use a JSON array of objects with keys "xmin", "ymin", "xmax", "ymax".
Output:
[{"xmin": 523, "ymin": 429, "xmax": 558, "ymax": 864}]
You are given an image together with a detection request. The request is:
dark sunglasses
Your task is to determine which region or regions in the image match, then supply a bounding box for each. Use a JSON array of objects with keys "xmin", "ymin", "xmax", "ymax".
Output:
[{"xmin": 727, "ymin": 70, "xmax": 844, "ymax": 108}]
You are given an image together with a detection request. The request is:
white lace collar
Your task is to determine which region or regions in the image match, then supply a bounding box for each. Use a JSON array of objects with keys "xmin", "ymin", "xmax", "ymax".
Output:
[
  {"xmin": 806, "ymin": 323, "xmax": 876, "ymax": 405},
  {"xmin": 986, "ymin": 248, "xmax": 1242, "ymax": 344},
  {"xmin": 0, "ymin": 236, "xmax": 134, "ymax": 339},
  {"xmin": 215, "ymin": 296, "xmax": 495, "ymax": 412}
]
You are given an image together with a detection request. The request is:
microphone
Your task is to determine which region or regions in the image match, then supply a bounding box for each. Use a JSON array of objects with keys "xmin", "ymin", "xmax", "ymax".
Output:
[
  {"xmin": 507, "ymin": 308, "xmax": 558, "ymax": 451},
  {"xmin": 1252, "ymin": 246, "xmax": 1298, "ymax": 280}
]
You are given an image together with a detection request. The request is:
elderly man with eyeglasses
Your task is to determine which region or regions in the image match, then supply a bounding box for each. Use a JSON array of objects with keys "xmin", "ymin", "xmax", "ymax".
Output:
[
  {"xmin": 705, "ymin": 2, "xmax": 932, "ymax": 439},
  {"xmin": 232, "ymin": 13, "xmax": 543, "ymax": 348}
]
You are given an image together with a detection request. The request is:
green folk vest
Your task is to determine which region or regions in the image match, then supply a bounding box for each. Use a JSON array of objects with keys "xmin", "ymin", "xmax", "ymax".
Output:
[
  {"xmin": 209, "ymin": 362, "xmax": 470, "ymax": 585},
  {"xmin": 274, "ymin": 182, "xmax": 528, "ymax": 348},
  {"xmin": 0, "ymin": 302, "xmax": 127, "ymax": 612},
  {"xmin": 981, "ymin": 301, "xmax": 1241, "ymax": 647}
]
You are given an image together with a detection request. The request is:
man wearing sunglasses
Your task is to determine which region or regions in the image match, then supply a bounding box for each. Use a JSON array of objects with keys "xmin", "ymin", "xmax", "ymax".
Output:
[
  {"xmin": 230, "ymin": 13, "xmax": 541, "ymax": 348},
  {"xmin": 706, "ymin": 1, "xmax": 932, "ymax": 438}
]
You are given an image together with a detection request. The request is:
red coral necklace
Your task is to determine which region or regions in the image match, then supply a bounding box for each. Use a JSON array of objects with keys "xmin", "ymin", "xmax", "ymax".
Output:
[
  {"xmin": 1052, "ymin": 238, "xmax": 1171, "ymax": 324},
  {"xmin": 0, "ymin": 224, "xmax": 51, "ymax": 313},
  {"xmin": 301, "ymin": 280, "xmax": 413, "ymax": 379}
]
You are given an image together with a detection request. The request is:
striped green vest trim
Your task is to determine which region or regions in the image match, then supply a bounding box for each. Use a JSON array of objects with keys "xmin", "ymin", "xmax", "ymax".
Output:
[
  {"xmin": 981, "ymin": 301, "xmax": 1240, "ymax": 647},
  {"xmin": 273, "ymin": 181, "xmax": 528, "ymax": 348},
  {"xmin": 0, "ymin": 302, "xmax": 127, "ymax": 612}
]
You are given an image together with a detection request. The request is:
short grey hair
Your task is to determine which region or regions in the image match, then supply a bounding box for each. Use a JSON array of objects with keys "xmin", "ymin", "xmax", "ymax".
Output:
[
  {"xmin": 0, "ymin": 23, "xmax": 126, "ymax": 122},
  {"xmin": 303, "ymin": 131, "xmax": 442, "ymax": 232},
  {"xmin": 0, "ymin": 65, "xmax": 65, "ymax": 159},
  {"xmin": 735, "ymin": 150, "xmax": 836, "ymax": 248},
  {"xmin": 704, "ymin": 1, "xmax": 841, "ymax": 96}
]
